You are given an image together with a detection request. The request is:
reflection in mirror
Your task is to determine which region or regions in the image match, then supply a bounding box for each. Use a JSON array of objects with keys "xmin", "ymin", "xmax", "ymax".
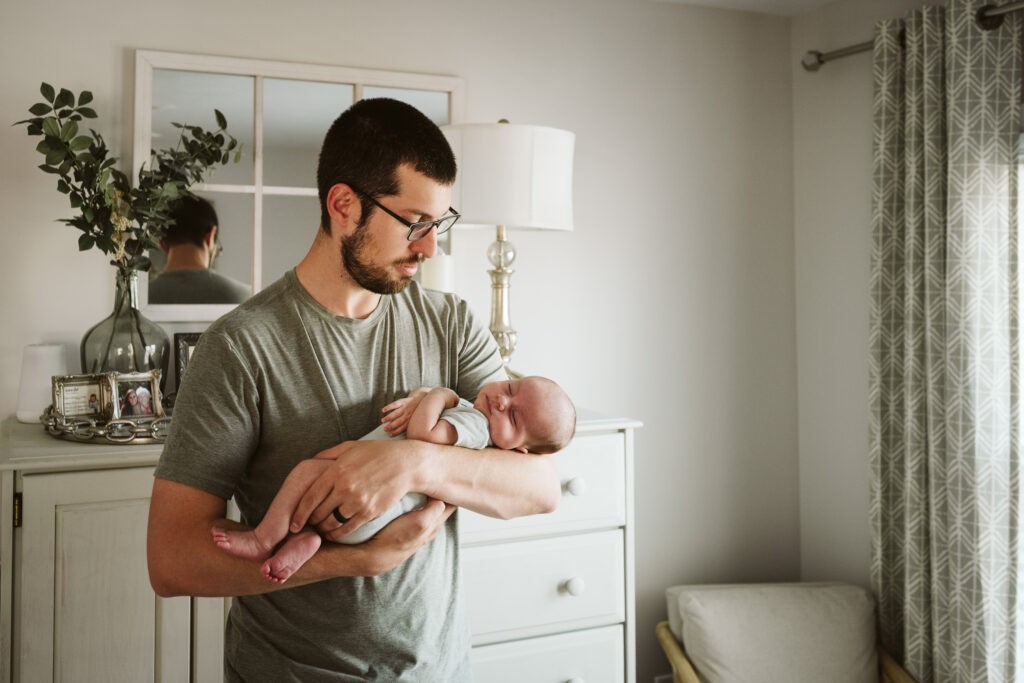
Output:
[
  {"xmin": 263, "ymin": 195, "xmax": 321, "ymax": 286},
  {"xmin": 134, "ymin": 50, "xmax": 464, "ymax": 322},
  {"xmin": 152, "ymin": 70, "xmax": 254, "ymax": 186},
  {"xmin": 146, "ymin": 192, "xmax": 255, "ymax": 303},
  {"xmin": 264, "ymin": 80, "xmax": 354, "ymax": 188}
]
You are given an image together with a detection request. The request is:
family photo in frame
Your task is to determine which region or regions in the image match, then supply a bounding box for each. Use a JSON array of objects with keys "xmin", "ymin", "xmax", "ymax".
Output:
[
  {"xmin": 114, "ymin": 371, "xmax": 163, "ymax": 419},
  {"xmin": 51, "ymin": 370, "xmax": 165, "ymax": 422}
]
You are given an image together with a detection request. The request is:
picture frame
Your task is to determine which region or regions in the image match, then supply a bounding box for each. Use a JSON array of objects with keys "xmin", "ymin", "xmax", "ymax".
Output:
[
  {"xmin": 113, "ymin": 371, "xmax": 165, "ymax": 419},
  {"xmin": 175, "ymin": 332, "xmax": 202, "ymax": 383},
  {"xmin": 52, "ymin": 373, "xmax": 116, "ymax": 421}
]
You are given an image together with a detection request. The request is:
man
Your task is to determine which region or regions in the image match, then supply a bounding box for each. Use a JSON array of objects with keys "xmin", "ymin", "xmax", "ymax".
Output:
[
  {"xmin": 146, "ymin": 98, "xmax": 561, "ymax": 682},
  {"xmin": 148, "ymin": 195, "xmax": 251, "ymax": 304}
]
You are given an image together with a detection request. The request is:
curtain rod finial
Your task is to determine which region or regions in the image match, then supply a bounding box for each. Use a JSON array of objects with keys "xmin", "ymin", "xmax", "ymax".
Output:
[{"xmin": 802, "ymin": 51, "xmax": 824, "ymax": 72}]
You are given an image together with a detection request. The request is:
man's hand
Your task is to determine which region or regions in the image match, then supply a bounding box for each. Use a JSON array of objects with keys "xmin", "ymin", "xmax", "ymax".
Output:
[
  {"xmin": 291, "ymin": 439, "xmax": 425, "ymax": 538},
  {"xmin": 345, "ymin": 499, "xmax": 455, "ymax": 575}
]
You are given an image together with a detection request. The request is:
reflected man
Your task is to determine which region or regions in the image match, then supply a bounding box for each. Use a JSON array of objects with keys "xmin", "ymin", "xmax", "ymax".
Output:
[{"xmin": 149, "ymin": 196, "xmax": 251, "ymax": 304}]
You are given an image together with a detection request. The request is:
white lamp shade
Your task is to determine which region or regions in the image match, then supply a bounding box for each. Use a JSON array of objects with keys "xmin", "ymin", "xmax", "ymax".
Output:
[{"xmin": 442, "ymin": 123, "xmax": 574, "ymax": 231}]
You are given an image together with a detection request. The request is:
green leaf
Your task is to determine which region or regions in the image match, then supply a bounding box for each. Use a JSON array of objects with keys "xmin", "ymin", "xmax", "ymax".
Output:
[
  {"xmin": 41, "ymin": 118, "xmax": 60, "ymax": 138},
  {"xmin": 57, "ymin": 179, "xmax": 70, "ymax": 194},
  {"xmin": 29, "ymin": 103, "xmax": 52, "ymax": 116},
  {"xmin": 78, "ymin": 91, "xmax": 93, "ymax": 106},
  {"xmin": 59, "ymin": 119, "xmax": 79, "ymax": 142},
  {"xmin": 215, "ymin": 109, "xmax": 227, "ymax": 130},
  {"xmin": 76, "ymin": 107, "xmax": 97, "ymax": 119},
  {"xmin": 54, "ymin": 88, "xmax": 74, "ymax": 110},
  {"xmin": 69, "ymin": 135, "xmax": 92, "ymax": 151},
  {"xmin": 78, "ymin": 233, "xmax": 95, "ymax": 251},
  {"xmin": 38, "ymin": 164, "xmax": 60, "ymax": 174},
  {"xmin": 44, "ymin": 148, "xmax": 65, "ymax": 166},
  {"xmin": 40, "ymin": 82, "xmax": 55, "ymax": 102}
]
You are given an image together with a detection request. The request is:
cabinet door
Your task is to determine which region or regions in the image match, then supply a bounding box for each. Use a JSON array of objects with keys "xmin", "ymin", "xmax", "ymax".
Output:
[{"xmin": 16, "ymin": 467, "xmax": 190, "ymax": 682}]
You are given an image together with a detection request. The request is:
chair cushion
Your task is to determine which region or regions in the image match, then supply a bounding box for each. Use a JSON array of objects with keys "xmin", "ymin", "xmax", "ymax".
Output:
[{"xmin": 664, "ymin": 582, "xmax": 877, "ymax": 683}]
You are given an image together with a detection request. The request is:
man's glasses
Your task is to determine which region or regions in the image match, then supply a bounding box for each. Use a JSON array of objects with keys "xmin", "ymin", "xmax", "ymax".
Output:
[{"xmin": 348, "ymin": 183, "xmax": 460, "ymax": 241}]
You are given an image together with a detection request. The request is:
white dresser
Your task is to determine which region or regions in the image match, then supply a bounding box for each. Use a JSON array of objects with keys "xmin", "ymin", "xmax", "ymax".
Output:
[
  {"xmin": 0, "ymin": 411, "xmax": 638, "ymax": 682},
  {"xmin": 462, "ymin": 411, "xmax": 640, "ymax": 683}
]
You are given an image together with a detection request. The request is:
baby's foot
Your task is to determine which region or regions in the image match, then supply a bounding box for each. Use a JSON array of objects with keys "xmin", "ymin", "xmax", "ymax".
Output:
[
  {"xmin": 262, "ymin": 530, "xmax": 322, "ymax": 583},
  {"xmin": 211, "ymin": 527, "xmax": 272, "ymax": 562}
]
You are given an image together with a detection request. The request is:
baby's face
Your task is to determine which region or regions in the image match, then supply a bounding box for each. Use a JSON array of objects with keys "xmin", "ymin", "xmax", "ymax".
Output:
[{"xmin": 474, "ymin": 378, "xmax": 547, "ymax": 452}]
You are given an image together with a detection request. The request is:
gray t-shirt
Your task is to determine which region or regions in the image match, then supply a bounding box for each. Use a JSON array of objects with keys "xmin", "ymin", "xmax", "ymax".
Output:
[
  {"xmin": 155, "ymin": 269, "xmax": 504, "ymax": 682},
  {"xmin": 148, "ymin": 268, "xmax": 251, "ymax": 304}
]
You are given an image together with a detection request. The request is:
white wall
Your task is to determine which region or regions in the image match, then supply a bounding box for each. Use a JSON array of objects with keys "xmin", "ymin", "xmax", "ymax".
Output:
[
  {"xmin": 0, "ymin": 1, "xmax": 799, "ymax": 680},
  {"xmin": 791, "ymin": 0, "xmax": 922, "ymax": 588}
]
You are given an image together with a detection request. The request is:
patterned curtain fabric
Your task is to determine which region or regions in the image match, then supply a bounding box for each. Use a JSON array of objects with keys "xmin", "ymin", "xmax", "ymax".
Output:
[{"xmin": 869, "ymin": 2, "xmax": 1021, "ymax": 682}]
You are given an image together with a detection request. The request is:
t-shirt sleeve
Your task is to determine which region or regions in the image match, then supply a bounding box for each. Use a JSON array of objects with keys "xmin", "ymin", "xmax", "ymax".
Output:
[
  {"xmin": 452, "ymin": 298, "xmax": 507, "ymax": 399},
  {"xmin": 153, "ymin": 328, "xmax": 260, "ymax": 500}
]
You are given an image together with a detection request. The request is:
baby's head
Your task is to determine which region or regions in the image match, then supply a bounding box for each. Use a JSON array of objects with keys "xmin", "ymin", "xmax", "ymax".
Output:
[{"xmin": 474, "ymin": 376, "xmax": 576, "ymax": 454}]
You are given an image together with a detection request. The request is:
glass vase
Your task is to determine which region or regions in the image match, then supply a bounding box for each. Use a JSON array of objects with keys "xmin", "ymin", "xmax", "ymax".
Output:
[{"xmin": 80, "ymin": 269, "xmax": 169, "ymax": 383}]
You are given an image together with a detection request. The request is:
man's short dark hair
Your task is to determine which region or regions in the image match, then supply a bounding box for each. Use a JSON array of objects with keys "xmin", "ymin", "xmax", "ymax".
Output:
[
  {"xmin": 316, "ymin": 98, "xmax": 457, "ymax": 234},
  {"xmin": 164, "ymin": 195, "xmax": 219, "ymax": 247}
]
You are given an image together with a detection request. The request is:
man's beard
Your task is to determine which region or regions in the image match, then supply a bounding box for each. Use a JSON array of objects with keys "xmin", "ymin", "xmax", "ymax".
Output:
[{"xmin": 341, "ymin": 226, "xmax": 421, "ymax": 294}]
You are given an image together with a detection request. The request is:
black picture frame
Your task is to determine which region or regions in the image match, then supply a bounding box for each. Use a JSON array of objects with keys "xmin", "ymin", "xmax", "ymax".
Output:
[{"xmin": 175, "ymin": 332, "xmax": 202, "ymax": 382}]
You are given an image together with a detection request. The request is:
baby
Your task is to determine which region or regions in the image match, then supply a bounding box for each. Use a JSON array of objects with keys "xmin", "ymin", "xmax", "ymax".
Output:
[{"xmin": 212, "ymin": 376, "xmax": 576, "ymax": 583}]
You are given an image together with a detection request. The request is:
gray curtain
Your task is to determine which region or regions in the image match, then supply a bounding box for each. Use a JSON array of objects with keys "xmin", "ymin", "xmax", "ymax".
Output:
[{"xmin": 869, "ymin": 1, "xmax": 1022, "ymax": 682}]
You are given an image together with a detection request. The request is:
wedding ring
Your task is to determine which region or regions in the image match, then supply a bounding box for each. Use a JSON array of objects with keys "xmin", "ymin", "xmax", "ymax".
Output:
[{"xmin": 332, "ymin": 508, "xmax": 349, "ymax": 524}]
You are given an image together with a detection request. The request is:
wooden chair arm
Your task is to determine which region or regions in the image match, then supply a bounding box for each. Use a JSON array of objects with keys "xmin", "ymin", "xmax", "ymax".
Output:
[
  {"xmin": 879, "ymin": 647, "xmax": 917, "ymax": 683},
  {"xmin": 656, "ymin": 621, "xmax": 701, "ymax": 683}
]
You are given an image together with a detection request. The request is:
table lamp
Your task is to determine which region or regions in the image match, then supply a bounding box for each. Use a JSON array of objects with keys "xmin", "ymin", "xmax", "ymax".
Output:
[{"xmin": 441, "ymin": 120, "xmax": 574, "ymax": 372}]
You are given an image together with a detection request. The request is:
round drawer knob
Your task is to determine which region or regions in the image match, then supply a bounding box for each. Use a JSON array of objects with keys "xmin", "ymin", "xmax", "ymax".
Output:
[
  {"xmin": 566, "ymin": 678, "xmax": 585, "ymax": 683},
  {"xmin": 564, "ymin": 477, "xmax": 587, "ymax": 496},
  {"xmin": 563, "ymin": 577, "xmax": 586, "ymax": 596}
]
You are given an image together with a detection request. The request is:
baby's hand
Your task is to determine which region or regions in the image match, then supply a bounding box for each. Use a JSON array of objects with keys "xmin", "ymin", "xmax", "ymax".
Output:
[{"xmin": 380, "ymin": 388, "xmax": 431, "ymax": 436}]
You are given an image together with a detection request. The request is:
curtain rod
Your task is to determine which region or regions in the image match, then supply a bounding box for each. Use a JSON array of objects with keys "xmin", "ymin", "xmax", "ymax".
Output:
[{"xmin": 801, "ymin": 1, "xmax": 1024, "ymax": 72}]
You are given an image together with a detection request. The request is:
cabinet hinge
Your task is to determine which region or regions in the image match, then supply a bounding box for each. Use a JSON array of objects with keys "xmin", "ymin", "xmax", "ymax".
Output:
[{"xmin": 13, "ymin": 492, "xmax": 21, "ymax": 528}]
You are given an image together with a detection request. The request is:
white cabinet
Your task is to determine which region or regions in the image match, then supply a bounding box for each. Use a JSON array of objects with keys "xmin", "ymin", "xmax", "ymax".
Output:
[
  {"xmin": 18, "ymin": 467, "xmax": 189, "ymax": 682},
  {"xmin": 0, "ymin": 420, "xmax": 222, "ymax": 683},
  {"xmin": 462, "ymin": 413, "xmax": 640, "ymax": 683}
]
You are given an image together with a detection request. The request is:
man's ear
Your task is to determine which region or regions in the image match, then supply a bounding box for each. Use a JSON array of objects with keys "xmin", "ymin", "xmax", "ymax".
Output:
[
  {"xmin": 326, "ymin": 183, "xmax": 360, "ymax": 236},
  {"xmin": 204, "ymin": 225, "xmax": 218, "ymax": 248}
]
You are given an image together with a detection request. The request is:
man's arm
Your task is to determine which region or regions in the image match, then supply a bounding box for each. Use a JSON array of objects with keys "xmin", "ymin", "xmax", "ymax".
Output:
[
  {"xmin": 291, "ymin": 438, "xmax": 562, "ymax": 540},
  {"xmin": 146, "ymin": 477, "xmax": 454, "ymax": 598}
]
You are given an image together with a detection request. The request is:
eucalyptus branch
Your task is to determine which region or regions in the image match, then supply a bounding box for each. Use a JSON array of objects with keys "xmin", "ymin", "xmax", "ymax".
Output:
[{"xmin": 14, "ymin": 82, "xmax": 240, "ymax": 274}]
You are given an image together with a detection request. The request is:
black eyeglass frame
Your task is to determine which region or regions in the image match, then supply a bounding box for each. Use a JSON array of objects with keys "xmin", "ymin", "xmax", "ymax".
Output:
[{"xmin": 347, "ymin": 183, "xmax": 460, "ymax": 241}]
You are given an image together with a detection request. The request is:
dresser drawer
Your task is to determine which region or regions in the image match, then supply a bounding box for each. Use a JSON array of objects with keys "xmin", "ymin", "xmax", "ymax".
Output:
[
  {"xmin": 463, "ymin": 530, "xmax": 625, "ymax": 644},
  {"xmin": 471, "ymin": 625, "xmax": 625, "ymax": 683},
  {"xmin": 460, "ymin": 432, "xmax": 627, "ymax": 543}
]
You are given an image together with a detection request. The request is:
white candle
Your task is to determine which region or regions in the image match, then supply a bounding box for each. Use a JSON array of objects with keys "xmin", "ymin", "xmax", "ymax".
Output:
[
  {"xmin": 17, "ymin": 343, "xmax": 68, "ymax": 423},
  {"xmin": 420, "ymin": 253, "xmax": 455, "ymax": 292}
]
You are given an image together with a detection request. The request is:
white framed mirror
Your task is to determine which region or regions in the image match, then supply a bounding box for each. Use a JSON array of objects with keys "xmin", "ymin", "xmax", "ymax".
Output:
[{"xmin": 133, "ymin": 50, "xmax": 464, "ymax": 322}]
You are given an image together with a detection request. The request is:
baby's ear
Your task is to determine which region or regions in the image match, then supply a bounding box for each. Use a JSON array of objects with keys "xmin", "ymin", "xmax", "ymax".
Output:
[{"xmin": 514, "ymin": 446, "xmax": 529, "ymax": 454}]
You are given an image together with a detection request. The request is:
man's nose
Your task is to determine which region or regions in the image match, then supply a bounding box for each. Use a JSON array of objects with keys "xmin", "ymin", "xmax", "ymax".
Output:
[
  {"xmin": 410, "ymin": 227, "xmax": 437, "ymax": 259},
  {"xmin": 494, "ymin": 394, "xmax": 508, "ymax": 411}
]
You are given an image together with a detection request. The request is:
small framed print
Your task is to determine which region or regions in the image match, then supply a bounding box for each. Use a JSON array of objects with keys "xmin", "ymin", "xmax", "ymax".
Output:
[
  {"xmin": 175, "ymin": 332, "xmax": 202, "ymax": 382},
  {"xmin": 113, "ymin": 371, "xmax": 165, "ymax": 419},
  {"xmin": 52, "ymin": 373, "xmax": 116, "ymax": 420}
]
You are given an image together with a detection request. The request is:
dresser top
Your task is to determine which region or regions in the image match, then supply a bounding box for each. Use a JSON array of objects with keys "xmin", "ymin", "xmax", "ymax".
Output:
[{"xmin": 1, "ymin": 410, "xmax": 639, "ymax": 473}]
